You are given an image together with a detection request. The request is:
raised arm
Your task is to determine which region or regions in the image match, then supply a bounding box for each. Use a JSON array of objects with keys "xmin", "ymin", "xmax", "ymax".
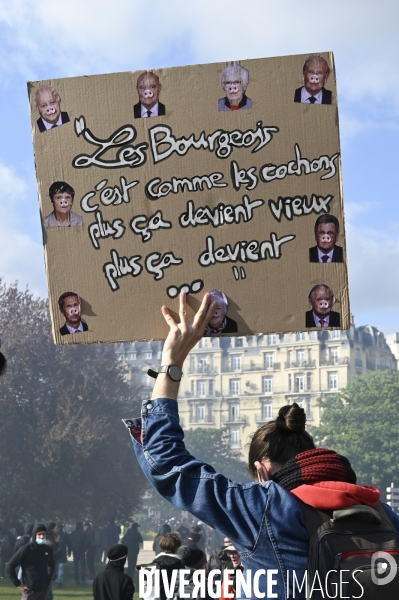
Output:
[{"xmin": 151, "ymin": 291, "xmax": 216, "ymax": 399}]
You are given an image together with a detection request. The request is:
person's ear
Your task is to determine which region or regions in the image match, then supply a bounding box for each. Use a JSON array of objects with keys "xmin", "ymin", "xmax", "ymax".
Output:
[{"xmin": 308, "ymin": 296, "xmax": 312, "ymax": 307}]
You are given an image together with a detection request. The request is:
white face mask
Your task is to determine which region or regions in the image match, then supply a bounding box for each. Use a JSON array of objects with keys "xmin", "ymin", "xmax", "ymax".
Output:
[{"xmin": 36, "ymin": 537, "xmax": 46, "ymax": 544}]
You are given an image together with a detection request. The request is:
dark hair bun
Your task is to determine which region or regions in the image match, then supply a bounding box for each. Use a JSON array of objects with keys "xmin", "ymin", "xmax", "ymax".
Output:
[{"xmin": 276, "ymin": 403, "xmax": 306, "ymax": 433}]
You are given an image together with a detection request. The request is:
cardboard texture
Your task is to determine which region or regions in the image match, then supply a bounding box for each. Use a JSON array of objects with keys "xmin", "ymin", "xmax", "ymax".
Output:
[{"xmin": 28, "ymin": 52, "xmax": 349, "ymax": 344}]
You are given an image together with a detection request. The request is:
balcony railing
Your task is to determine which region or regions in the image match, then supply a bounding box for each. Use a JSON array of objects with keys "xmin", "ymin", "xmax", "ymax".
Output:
[
  {"xmin": 188, "ymin": 366, "xmax": 218, "ymax": 375},
  {"xmin": 189, "ymin": 416, "xmax": 215, "ymax": 425},
  {"xmin": 319, "ymin": 357, "xmax": 349, "ymax": 366},
  {"xmin": 284, "ymin": 360, "xmax": 316, "ymax": 369},
  {"xmin": 222, "ymin": 363, "xmax": 282, "ymax": 373},
  {"xmin": 222, "ymin": 415, "xmax": 248, "ymax": 426}
]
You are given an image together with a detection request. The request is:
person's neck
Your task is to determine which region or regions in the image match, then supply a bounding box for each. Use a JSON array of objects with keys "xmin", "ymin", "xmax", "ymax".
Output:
[
  {"xmin": 67, "ymin": 320, "xmax": 81, "ymax": 330},
  {"xmin": 143, "ymin": 101, "xmax": 157, "ymax": 110},
  {"xmin": 229, "ymin": 96, "xmax": 244, "ymax": 106},
  {"xmin": 55, "ymin": 211, "xmax": 70, "ymax": 224}
]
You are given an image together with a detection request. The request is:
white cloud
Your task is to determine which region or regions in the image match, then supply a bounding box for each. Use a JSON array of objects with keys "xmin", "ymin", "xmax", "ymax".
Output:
[
  {"xmin": 346, "ymin": 215, "xmax": 399, "ymax": 332},
  {"xmin": 0, "ymin": 163, "xmax": 47, "ymax": 297}
]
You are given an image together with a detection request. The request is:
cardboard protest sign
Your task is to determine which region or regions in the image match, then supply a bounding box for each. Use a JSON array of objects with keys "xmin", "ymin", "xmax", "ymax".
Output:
[{"xmin": 28, "ymin": 52, "xmax": 349, "ymax": 344}]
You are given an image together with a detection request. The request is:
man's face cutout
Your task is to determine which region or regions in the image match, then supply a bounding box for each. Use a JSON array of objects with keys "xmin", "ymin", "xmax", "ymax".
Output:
[
  {"xmin": 137, "ymin": 74, "xmax": 161, "ymax": 109},
  {"xmin": 303, "ymin": 59, "xmax": 329, "ymax": 95},
  {"xmin": 36, "ymin": 88, "xmax": 61, "ymax": 125},
  {"xmin": 60, "ymin": 295, "xmax": 81, "ymax": 327},
  {"xmin": 309, "ymin": 288, "xmax": 334, "ymax": 318},
  {"xmin": 315, "ymin": 222, "xmax": 338, "ymax": 253},
  {"xmin": 224, "ymin": 74, "xmax": 244, "ymax": 104},
  {"xmin": 52, "ymin": 192, "xmax": 73, "ymax": 216}
]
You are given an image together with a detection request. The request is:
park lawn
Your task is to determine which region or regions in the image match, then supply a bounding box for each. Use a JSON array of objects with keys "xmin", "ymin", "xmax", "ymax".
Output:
[{"xmin": 0, "ymin": 562, "xmax": 140, "ymax": 600}]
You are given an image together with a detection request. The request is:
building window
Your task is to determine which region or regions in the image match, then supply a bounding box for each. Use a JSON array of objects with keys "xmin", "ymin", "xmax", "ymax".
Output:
[
  {"xmin": 306, "ymin": 372, "xmax": 312, "ymax": 391},
  {"xmin": 355, "ymin": 347, "xmax": 361, "ymax": 360},
  {"xmin": 209, "ymin": 380, "xmax": 214, "ymax": 396},
  {"xmin": 197, "ymin": 354, "xmax": 207, "ymax": 373},
  {"xmin": 197, "ymin": 380, "xmax": 207, "ymax": 397},
  {"xmin": 294, "ymin": 374, "xmax": 304, "ymax": 393},
  {"xmin": 262, "ymin": 401, "xmax": 272, "ymax": 420},
  {"xmin": 264, "ymin": 352, "xmax": 274, "ymax": 369},
  {"xmin": 230, "ymin": 427, "xmax": 240, "ymax": 448},
  {"xmin": 267, "ymin": 334, "xmax": 276, "ymax": 345},
  {"xmin": 284, "ymin": 333, "xmax": 291, "ymax": 342},
  {"xmin": 232, "ymin": 355, "xmax": 242, "ymax": 371},
  {"xmin": 296, "ymin": 332, "xmax": 305, "ymax": 341},
  {"xmin": 262, "ymin": 376, "xmax": 273, "ymax": 394},
  {"xmin": 144, "ymin": 352, "xmax": 152, "ymax": 359},
  {"xmin": 126, "ymin": 352, "xmax": 136, "ymax": 360},
  {"xmin": 229, "ymin": 402, "xmax": 240, "ymax": 421},
  {"xmin": 294, "ymin": 398, "xmax": 305, "ymax": 409},
  {"xmin": 329, "ymin": 347, "xmax": 339, "ymax": 365},
  {"xmin": 196, "ymin": 405, "xmax": 205, "ymax": 422},
  {"xmin": 230, "ymin": 379, "xmax": 240, "ymax": 396},
  {"xmin": 331, "ymin": 330, "xmax": 340, "ymax": 339},
  {"xmin": 296, "ymin": 349, "xmax": 305, "ymax": 366},
  {"xmin": 328, "ymin": 372, "xmax": 338, "ymax": 390},
  {"xmin": 191, "ymin": 380, "xmax": 194, "ymax": 393},
  {"xmin": 288, "ymin": 373, "xmax": 292, "ymax": 391},
  {"xmin": 198, "ymin": 338, "xmax": 205, "ymax": 348},
  {"xmin": 308, "ymin": 349, "xmax": 312, "ymax": 363},
  {"xmin": 235, "ymin": 338, "xmax": 244, "ymax": 348}
]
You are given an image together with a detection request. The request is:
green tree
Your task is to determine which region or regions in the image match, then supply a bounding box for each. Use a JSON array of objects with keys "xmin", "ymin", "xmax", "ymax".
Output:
[
  {"xmin": 311, "ymin": 370, "xmax": 399, "ymax": 493},
  {"xmin": 0, "ymin": 279, "xmax": 147, "ymax": 523}
]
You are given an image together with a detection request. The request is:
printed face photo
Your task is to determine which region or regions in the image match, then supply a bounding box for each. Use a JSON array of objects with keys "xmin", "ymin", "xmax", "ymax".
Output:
[
  {"xmin": 315, "ymin": 221, "xmax": 338, "ymax": 253},
  {"xmin": 209, "ymin": 301, "xmax": 226, "ymax": 330},
  {"xmin": 60, "ymin": 295, "xmax": 81, "ymax": 326},
  {"xmin": 218, "ymin": 65, "xmax": 251, "ymax": 111},
  {"xmin": 53, "ymin": 191, "xmax": 73, "ymax": 217},
  {"xmin": 204, "ymin": 289, "xmax": 238, "ymax": 335},
  {"xmin": 224, "ymin": 75, "xmax": 245, "ymax": 105},
  {"xmin": 309, "ymin": 287, "xmax": 334, "ymax": 318},
  {"xmin": 137, "ymin": 73, "xmax": 161, "ymax": 109},
  {"xmin": 36, "ymin": 87, "xmax": 61, "ymax": 125},
  {"xmin": 303, "ymin": 58, "xmax": 329, "ymax": 95}
]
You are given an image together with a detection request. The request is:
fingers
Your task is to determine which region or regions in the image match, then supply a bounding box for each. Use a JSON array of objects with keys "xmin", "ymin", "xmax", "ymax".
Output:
[
  {"xmin": 192, "ymin": 293, "xmax": 213, "ymax": 329},
  {"xmin": 161, "ymin": 305, "xmax": 178, "ymax": 331}
]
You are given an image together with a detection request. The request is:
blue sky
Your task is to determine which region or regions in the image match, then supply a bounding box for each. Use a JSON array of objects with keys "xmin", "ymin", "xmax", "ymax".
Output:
[{"xmin": 1, "ymin": 0, "xmax": 398, "ymax": 333}]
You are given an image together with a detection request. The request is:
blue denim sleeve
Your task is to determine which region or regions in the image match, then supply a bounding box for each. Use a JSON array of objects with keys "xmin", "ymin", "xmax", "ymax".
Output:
[{"xmin": 128, "ymin": 398, "xmax": 271, "ymax": 550}]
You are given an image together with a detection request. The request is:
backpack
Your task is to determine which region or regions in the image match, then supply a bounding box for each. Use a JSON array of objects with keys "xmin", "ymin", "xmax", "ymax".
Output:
[{"xmin": 298, "ymin": 500, "xmax": 399, "ymax": 599}]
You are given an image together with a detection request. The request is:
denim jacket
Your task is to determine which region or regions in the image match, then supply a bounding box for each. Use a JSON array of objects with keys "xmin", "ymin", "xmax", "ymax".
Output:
[
  {"xmin": 129, "ymin": 398, "xmax": 399, "ymax": 600},
  {"xmin": 129, "ymin": 398, "xmax": 310, "ymax": 600}
]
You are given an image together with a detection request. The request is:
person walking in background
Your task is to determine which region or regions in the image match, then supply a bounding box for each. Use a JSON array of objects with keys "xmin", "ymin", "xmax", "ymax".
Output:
[
  {"xmin": 84, "ymin": 521, "xmax": 96, "ymax": 579},
  {"xmin": 121, "ymin": 522, "xmax": 142, "ymax": 579},
  {"xmin": 70, "ymin": 522, "xmax": 86, "ymax": 585},
  {"xmin": 7, "ymin": 523, "xmax": 54, "ymax": 600},
  {"xmin": 55, "ymin": 523, "xmax": 71, "ymax": 587},
  {"xmin": 93, "ymin": 544, "xmax": 134, "ymax": 600}
]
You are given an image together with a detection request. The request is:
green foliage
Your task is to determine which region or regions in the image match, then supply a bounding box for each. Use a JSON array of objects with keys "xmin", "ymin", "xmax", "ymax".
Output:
[
  {"xmin": 183, "ymin": 427, "xmax": 251, "ymax": 482},
  {"xmin": 0, "ymin": 279, "xmax": 147, "ymax": 523},
  {"xmin": 311, "ymin": 370, "xmax": 399, "ymax": 493}
]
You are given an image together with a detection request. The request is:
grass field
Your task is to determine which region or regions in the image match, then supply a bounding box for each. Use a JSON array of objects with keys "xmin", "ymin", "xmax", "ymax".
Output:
[{"xmin": 0, "ymin": 562, "xmax": 140, "ymax": 600}]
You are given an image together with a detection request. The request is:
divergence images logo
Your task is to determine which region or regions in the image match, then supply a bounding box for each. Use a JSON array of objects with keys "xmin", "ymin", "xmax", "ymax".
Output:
[{"xmin": 371, "ymin": 551, "xmax": 398, "ymax": 586}]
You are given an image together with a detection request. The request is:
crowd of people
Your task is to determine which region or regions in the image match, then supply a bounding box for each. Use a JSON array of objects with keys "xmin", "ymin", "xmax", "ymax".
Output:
[{"xmin": 1, "ymin": 516, "xmax": 146, "ymax": 597}]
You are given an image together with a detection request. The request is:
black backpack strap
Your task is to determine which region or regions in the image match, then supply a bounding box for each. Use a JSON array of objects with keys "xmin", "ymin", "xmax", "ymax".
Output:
[
  {"xmin": 374, "ymin": 500, "xmax": 399, "ymax": 530},
  {"xmin": 295, "ymin": 497, "xmax": 333, "ymax": 538}
]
